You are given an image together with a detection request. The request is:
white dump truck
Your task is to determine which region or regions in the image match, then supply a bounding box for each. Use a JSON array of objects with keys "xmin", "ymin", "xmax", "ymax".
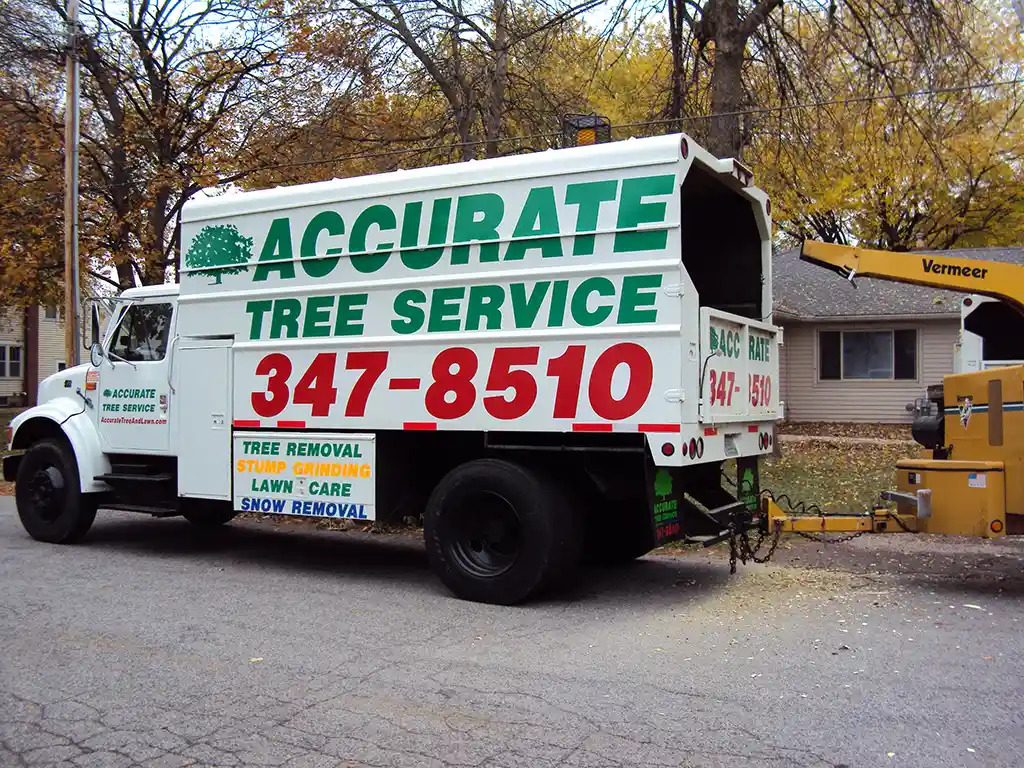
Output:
[{"xmin": 5, "ymin": 133, "xmax": 781, "ymax": 604}]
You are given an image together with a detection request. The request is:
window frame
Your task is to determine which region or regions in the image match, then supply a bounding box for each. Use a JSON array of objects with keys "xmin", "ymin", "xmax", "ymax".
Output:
[
  {"xmin": 107, "ymin": 301, "xmax": 175, "ymax": 363},
  {"xmin": 0, "ymin": 343, "xmax": 23, "ymax": 379},
  {"xmin": 817, "ymin": 327, "xmax": 920, "ymax": 383},
  {"xmin": 44, "ymin": 305, "xmax": 58, "ymax": 320}
]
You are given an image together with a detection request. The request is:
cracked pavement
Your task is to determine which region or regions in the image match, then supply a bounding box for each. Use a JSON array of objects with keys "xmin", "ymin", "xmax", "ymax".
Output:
[{"xmin": 1, "ymin": 499, "xmax": 1023, "ymax": 767}]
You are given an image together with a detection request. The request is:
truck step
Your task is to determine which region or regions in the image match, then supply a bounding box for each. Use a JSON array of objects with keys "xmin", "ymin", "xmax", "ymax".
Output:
[
  {"xmin": 101, "ymin": 502, "xmax": 180, "ymax": 518},
  {"xmin": 95, "ymin": 472, "xmax": 173, "ymax": 484}
]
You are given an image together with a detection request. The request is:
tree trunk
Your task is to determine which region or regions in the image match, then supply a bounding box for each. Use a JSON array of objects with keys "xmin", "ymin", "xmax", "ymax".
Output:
[
  {"xmin": 667, "ymin": 0, "xmax": 685, "ymax": 126},
  {"xmin": 707, "ymin": 0, "xmax": 744, "ymax": 158},
  {"xmin": 483, "ymin": 0, "xmax": 509, "ymax": 158}
]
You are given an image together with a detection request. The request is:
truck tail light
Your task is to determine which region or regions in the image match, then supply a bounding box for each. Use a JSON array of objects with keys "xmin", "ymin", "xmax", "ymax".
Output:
[
  {"xmin": 662, "ymin": 442, "xmax": 675, "ymax": 457},
  {"xmin": 680, "ymin": 137, "xmax": 689, "ymax": 159}
]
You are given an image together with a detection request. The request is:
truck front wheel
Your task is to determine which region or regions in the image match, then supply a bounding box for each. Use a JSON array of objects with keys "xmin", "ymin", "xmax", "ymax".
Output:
[
  {"xmin": 15, "ymin": 440, "xmax": 97, "ymax": 544},
  {"xmin": 424, "ymin": 459, "xmax": 579, "ymax": 605}
]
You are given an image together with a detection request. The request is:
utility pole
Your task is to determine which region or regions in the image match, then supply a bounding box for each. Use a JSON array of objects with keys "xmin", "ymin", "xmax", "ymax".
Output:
[{"xmin": 63, "ymin": 0, "xmax": 81, "ymax": 367}]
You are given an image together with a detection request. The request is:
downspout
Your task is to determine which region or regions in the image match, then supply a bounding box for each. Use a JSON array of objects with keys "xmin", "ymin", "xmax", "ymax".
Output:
[{"xmin": 24, "ymin": 306, "xmax": 40, "ymax": 406}]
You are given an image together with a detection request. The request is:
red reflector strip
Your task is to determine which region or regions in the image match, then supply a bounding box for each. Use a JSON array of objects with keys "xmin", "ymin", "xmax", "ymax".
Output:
[
  {"xmin": 572, "ymin": 423, "xmax": 613, "ymax": 433},
  {"xmin": 277, "ymin": 420, "xmax": 305, "ymax": 429},
  {"xmin": 639, "ymin": 423, "xmax": 681, "ymax": 433},
  {"xmin": 389, "ymin": 378, "xmax": 421, "ymax": 390},
  {"xmin": 404, "ymin": 422, "xmax": 437, "ymax": 431},
  {"xmin": 748, "ymin": 425, "xmax": 759, "ymax": 433},
  {"xmin": 704, "ymin": 427, "xmax": 718, "ymax": 436},
  {"xmin": 233, "ymin": 420, "xmax": 260, "ymax": 429}
]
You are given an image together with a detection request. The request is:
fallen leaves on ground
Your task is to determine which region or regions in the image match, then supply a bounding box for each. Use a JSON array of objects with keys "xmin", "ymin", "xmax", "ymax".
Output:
[
  {"xmin": 0, "ymin": 408, "xmax": 19, "ymax": 496},
  {"xmin": 728, "ymin": 439, "xmax": 910, "ymax": 513},
  {"xmin": 778, "ymin": 421, "xmax": 913, "ymax": 441}
]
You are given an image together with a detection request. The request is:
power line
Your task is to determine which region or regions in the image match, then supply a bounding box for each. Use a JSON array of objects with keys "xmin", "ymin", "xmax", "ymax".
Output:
[
  {"xmin": 4, "ymin": 76, "xmax": 1021, "ymax": 204},
  {"xmin": 202, "ymin": 77, "xmax": 1024, "ymax": 183},
  {"xmin": 612, "ymin": 78, "xmax": 1024, "ymax": 129}
]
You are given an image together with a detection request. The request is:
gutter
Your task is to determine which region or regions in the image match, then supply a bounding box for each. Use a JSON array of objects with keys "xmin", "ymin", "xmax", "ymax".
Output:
[{"xmin": 773, "ymin": 312, "xmax": 960, "ymax": 324}]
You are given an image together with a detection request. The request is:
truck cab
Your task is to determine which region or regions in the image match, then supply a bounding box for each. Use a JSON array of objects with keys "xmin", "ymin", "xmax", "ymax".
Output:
[{"xmin": 5, "ymin": 285, "xmax": 197, "ymax": 527}]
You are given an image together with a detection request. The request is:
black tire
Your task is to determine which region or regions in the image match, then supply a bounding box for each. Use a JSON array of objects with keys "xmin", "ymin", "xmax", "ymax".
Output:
[
  {"xmin": 181, "ymin": 500, "xmax": 237, "ymax": 527},
  {"xmin": 424, "ymin": 459, "xmax": 580, "ymax": 605},
  {"xmin": 15, "ymin": 439, "xmax": 97, "ymax": 544}
]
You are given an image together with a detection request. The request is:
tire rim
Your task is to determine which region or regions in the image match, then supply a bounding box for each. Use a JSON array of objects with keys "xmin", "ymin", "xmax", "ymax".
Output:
[
  {"xmin": 29, "ymin": 466, "xmax": 65, "ymax": 523},
  {"xmin": 448, "ymin": 491, "xmax": 521, "ymax": 578}
]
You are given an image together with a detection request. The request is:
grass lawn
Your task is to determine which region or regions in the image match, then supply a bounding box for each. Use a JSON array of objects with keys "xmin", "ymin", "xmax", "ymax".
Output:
[{"xmin": 728, "ymin": 439, "xmax": 918, "ymax": 514}]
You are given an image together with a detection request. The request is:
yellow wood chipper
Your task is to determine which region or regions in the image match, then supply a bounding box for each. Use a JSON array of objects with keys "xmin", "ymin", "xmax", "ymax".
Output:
[{"xmin": 764, "ymin": 240, "xmax": 1024, "ymax": 539}]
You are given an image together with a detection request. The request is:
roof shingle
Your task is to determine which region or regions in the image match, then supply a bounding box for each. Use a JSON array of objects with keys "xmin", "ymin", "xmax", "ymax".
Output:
[{"xmin": 772, "ymin": 245, "xmax": 1024, "ymax": 319}]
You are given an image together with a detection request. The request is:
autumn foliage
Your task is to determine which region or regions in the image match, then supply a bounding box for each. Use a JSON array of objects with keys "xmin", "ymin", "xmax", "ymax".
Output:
[{"xmin": 0, "ymin": 0, "xmax": 1020, "ymax": 309}]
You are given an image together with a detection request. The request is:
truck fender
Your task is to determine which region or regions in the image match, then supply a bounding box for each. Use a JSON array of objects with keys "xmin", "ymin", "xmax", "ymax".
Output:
[{"xmin": 9, "ymin": 399, "xmax": 111, "ymax": 493}]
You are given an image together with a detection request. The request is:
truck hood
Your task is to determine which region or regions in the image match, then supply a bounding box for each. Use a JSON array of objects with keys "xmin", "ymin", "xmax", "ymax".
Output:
[{"xmin": 38, "ymin": 363, "xmax": 92, "ymax": 405}]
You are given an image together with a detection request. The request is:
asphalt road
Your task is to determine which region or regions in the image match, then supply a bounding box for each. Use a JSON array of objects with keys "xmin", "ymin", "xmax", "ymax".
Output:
[{"xmin": 1, "ymin": 498, "xmax": 1022, "ymax": 768}]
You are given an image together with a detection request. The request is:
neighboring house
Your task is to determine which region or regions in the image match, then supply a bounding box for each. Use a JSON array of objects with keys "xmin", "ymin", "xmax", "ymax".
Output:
[
  {"xmin": 0, "ymin": 305, "xmax": 89, "ymax": 407},
  {"xmin": 772, "ymin": 245, "xmax": 1024, "ymax": 424}
]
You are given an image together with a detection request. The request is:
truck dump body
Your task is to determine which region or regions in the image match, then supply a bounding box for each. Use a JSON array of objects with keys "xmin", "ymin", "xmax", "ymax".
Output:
[{"xmin": 178, "ymin": 135, "xmax": 779, "ymax": 468}]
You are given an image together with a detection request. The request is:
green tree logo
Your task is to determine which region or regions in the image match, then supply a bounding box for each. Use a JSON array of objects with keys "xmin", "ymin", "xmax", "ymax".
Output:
[
  {"xmin": 740, "ymin": 467, "xmax": 757, "ymax": 511},
  {"xmin": 184, "ymin": 225, "xmax": 253, "ymax": 285},
  {"xmin": 654, "ymin": 469, "xmax": 673, "ymax": 499}
]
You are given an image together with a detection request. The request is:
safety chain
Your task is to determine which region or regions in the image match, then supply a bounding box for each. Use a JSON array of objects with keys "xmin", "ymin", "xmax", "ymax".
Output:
[
  {"xmin": 728, "ymin": 518, "xmax": 783, "ymax": 574},
  {"xmin": 794, "ymin": 530, "xmax": 866, "ymax": 544},
  {"xmin": 720, "ymin": 479, "xmax": 880, "ymax": 573}
]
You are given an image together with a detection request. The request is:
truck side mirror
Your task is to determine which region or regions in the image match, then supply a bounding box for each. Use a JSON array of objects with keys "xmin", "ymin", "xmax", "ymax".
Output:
[
  {"xmin": 90, "ymin": 342, "xmax": 104, "ymax": 368},
  {"xmin": 91, "ymin": 303, "xmax": 100, "ymax": 346}
]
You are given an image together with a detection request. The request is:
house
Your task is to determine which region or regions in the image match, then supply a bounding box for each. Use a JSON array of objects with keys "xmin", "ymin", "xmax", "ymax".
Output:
[
  {"xmin": 0, "ymin": 305, "xmax": 88, "ymax": 407},
  {"xmin": 772, "ymin": 245, "xmax": 1024, "ymax": 424}
]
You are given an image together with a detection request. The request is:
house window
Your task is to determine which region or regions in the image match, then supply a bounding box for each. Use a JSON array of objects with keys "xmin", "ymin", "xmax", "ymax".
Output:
[
  {"xmin": 57, "ymin": 361, "xmax": 67, "ymax": 372},
  {"xmin": 44, "ymin": 305, "xmax": 58, "ymax": 320},
  {"xmin": 0, "ymin": 344, "xmax": 23, "ymax": 379},
  {"xmin": 819, "ymin": 330, "xmax": 917, "ymax": 381}
]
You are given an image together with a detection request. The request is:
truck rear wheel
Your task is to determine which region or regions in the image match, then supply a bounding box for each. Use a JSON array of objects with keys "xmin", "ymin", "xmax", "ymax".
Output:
[
  {"xmin": 423, "ymin": 459, "xmax": 580, "ymax": 605},
  {"xmin": 15, "ymin": 439, "xmax": 97, "ymax": 544}
]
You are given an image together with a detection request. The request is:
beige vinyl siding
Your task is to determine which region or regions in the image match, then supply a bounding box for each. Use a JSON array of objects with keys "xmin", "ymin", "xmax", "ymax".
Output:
[
  {"xmin": 37, "ymin": 305, "xmax": 67, "ymax": 390},
  {"xmin": 778, "ymin": 326, "xmax": 790, "ymax": 419},
  {"xmin": 0, "ymin": 308, "xmax": 25, "ymax": 399},
  {"xmin": 780, "ymin": 318, "xmax": 958, "ymax": 423}
]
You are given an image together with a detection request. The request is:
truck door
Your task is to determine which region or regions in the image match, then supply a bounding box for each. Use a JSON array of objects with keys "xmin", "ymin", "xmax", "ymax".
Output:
[{"xmin": 96, "ymin": 299, "xmax": 175, "ymax": 453}]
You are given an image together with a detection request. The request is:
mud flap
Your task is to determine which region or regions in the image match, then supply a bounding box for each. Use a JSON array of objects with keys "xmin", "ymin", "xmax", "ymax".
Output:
[
  {"xmin": 736, "ymin": 455, "xmax": 764, "ymax": 531},
  {"xmin": 647, "ymin": 464, "xmax": 684, "ymax": 546}
]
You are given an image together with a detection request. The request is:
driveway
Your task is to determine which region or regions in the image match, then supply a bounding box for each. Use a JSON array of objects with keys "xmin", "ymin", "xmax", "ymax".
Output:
[{"xmin": 1, "ymin": 498, "xmax": 1022, "ymax": 767}]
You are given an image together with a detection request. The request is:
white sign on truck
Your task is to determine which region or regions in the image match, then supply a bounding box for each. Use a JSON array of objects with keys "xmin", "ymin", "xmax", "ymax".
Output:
[{"xmin": 5, "ymin": 133, "xmax": 781, "ymax": 604}]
